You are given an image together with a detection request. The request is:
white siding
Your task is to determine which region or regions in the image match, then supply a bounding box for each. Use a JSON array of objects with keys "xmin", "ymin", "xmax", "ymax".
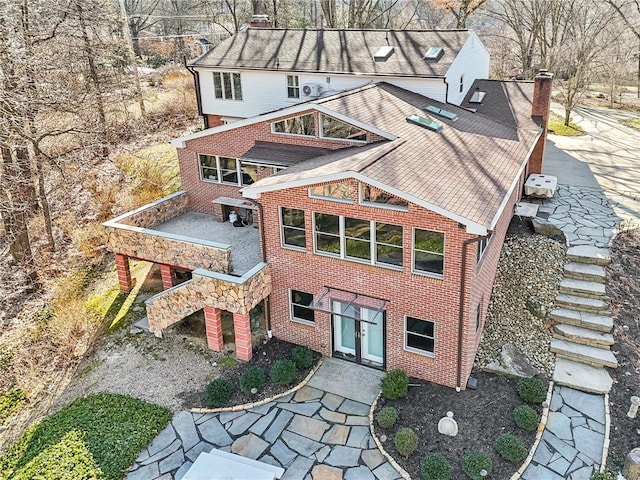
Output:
[
  {"xmin": 197, "ymin": 68, "xmax": 447, "ymax": 119},
  {"xmin": 444, "ymin": 32, "xmax": 490, "ymax": 106}
]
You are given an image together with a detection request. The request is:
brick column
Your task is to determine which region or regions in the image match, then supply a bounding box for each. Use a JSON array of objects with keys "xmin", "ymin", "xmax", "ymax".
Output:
[
  {"xmin": 233, "ymin": 312, "xmax": 253, "ymax": 361},
  {"xmin": 115, "ymin": 253, "xmax": 135, "ymax": 293},
  {"xmin": 204, "ymin": 306, "xmax": 224, "ymax": 351},
  {"xmin": 160, "ymin": 264, "xmax": 177, "ymax": 290}
]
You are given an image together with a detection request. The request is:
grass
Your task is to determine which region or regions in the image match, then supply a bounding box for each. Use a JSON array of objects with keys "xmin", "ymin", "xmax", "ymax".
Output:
[
  {"xmin": 0, "ymin": 388, "xmax": 27, "ymax": 425},
  {"xmin": 622, "ymin": 118, "xmax": 640, "ymax": 131},
  {"xmin": 548, "ymin": 113, "xmax": 585, "ymax": 136},
  {"xmin": 0, "ymin": 393, "xmax": 170, "ymax": 480}
]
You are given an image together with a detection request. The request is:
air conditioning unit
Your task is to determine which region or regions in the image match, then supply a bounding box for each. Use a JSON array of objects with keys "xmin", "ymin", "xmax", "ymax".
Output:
[{"xmin": 302, "ymin": 83, "xmax": 322, "ymax": 97}]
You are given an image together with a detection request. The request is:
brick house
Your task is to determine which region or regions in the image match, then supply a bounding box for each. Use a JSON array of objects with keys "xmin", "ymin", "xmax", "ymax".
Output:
[{"xmin": 104, "ymin": 26, "xmax": 552, "ymax": 390}]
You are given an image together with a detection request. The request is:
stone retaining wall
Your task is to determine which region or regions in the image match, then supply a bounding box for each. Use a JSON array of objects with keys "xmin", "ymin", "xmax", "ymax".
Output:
[{"xmin": 118, "ymin": 191, "xmax": 188, "ymax": 228}]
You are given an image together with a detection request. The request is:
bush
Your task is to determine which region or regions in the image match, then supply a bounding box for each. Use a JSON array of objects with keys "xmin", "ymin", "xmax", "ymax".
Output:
[
  {"xmin": 291, "ymin": 346, "xmax": 314, "ymax": 369},
  {"xmin": 376, "ymin": 406, "xmax": 399, "ymax": 429},
  {"xmin": 590, "ymin": 473, "xmax": 617, "ymax": 480},
  {"xmin": 420, "ymin": 452, "xmax": 452, "ymax": 480},
  {"xmin": 204, "ymin": 379, "xmax": 233, "ymax": 407},
  {"xmin": 513, "ymin": 405, "xmax": 540, "ymax": 431},
  {"xmin": 394, "ymin": 427, "xmax": 418, "ymax": 458},
  {"xmin": 239, "ymin": 366, "xmax": 266, "ymax": 395},
  {"xmin": 381, "ymin": 369, "xmax": 409, "ymax": 400},
  {"xmin": 516, "ymin": 377, "xmax": 546, "ymax": 404},
  {"xmin": 495, "ymin": 434, "xmax": 527, "ymax": 463},
  {"xmin": 270, "ymin": 359, "xmax": 297, "ymax": 385},
  {"xmin": 461, "ymin": 450, "xmax": 493, "ymax": 480}
]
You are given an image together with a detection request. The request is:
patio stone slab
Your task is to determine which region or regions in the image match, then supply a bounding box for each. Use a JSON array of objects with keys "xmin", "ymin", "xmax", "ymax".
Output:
[
  {"xmin": 174, "ymin": 461, "xmax": 192, "ymax": 480},
  {"xmin": 198, "ymin": 416, "xmax": 233, "ymax": 446},
  {"xmin": 311, "ymin": 464, "xmax": 343, "ymax": 480},
  {"xmin": 558, "ymin": 387, "xmax": 605, "ymax": 421},
  {"xmin": 139, "ymin": 439, "xmax": 181, "ymax": 466},
  {"xmin": 172, "ymin": 411, "xmax": 200, "ymax": 452},
  {"xmin": 362, "ymin": 449, "xmax": 384, "ymax": 470},
  {"xmin": 322, "ymin": 424, "xmax": 350, "ymax": 445},
  {"xmin": 264, "ymin": 410, "xmax": 294, "ymax": 443},
  {"xmin": 345, "ymin": 466, "xmax": 375, "ymax": 480},
  {"xmin": 159, "ymin": 449, "xmax": 184, "ymax": 474},
  {"xmin": 338, "ymin": 399, "xmax": 370, "ymax": 416},
  {"xmin": 319, "ymin": 407, "xmax": 346, "ymax": 423},
  {"xmin": 271, "ymin": 439, "xmax": 297, "ymax": 466},
  {"xmin": 294, "ymin": 386, "xmax": 324, "ymax": 402},
  {"xmin": 372, "ymin": 463, "xmax": 401, "ymax": 480},
  {"xmin": 228, "ymin": 412, "xmax": 261, "ymax": 435},
  {"xmin": 287, "ymin": 414, "xmax": 330, "ymax": 441},
  {"xmin": 325, "ymin": 446, "xmax": 362, "ymax": 467},
  {"xmin": 573, "ymin": 425, "xmax": 604, "ymax": 463},
  {"xmin": 128, "ymin": 463, "xmax": 160, "ymax": 480},
  {"xmin": 249, "ymin": 407, "xmax": 279, "ymax": 436},
  {"xmin": 231, "ymin": 433, "xmax": 269, "ymax": 459},
  {"xmin": 321, "ymin": 393, "xmax": 345, "ymax": 410},
  {"xmin": 219, "ymin": 410, "xmax": 244, "ymax": 424},
  {"xmin": 546, "ymin": 412, "xmax": 572, "ymax": 441},
  {"xmin": 346, "ymin": 416, "xmax": 369, "ymax": 426},
  {"xmin": 281, "ymin": 456, "xmax": 314, "ymax": 480},
  {"xmin": 347, "ymin": 426, "xmax": 371, "ymax": 448},
  {"xmin": 279, "ymin": 402, "xmax": 322, "ymax": 417},
  {"xmin": 281, "ymin": 431, "xmax": 324, "ymax": 457},
  {"xmin": 147, "ymin": 425, "xmax": 177, "ymax": 456},
  {"xmin": 315, "ymin": 445, "xmax": 331, "ymax": 462},
  {"xmin": 184, "ymin": 441, "xmax": 214, "ymax": 463}
]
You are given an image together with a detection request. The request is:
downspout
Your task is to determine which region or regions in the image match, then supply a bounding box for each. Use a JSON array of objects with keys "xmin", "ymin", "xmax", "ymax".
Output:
[
  {"xmin": 443, "ymin": 77, "xmax": 450, "ymax": 105},
  {"xmin": 456, "ymin": 234, "xmax": 487, "ymax": 390},
  {"xmin": 185, "ymin": 62, "xmax": 207, "ymax": 129},
  {"xmin": 254, "ymin": 198, "xmax": 272, "ymax": 335}
]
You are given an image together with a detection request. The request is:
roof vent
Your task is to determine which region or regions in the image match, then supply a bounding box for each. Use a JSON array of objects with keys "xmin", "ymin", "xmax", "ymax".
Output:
[
  {"xmin": 407, "ymin": 114, "xmax": 443, "ymax": 133},
  {"xmin": 469, "ymin": 91, "xmax": 486, "ymax": 103},
  {"xmin": 374, "ymin": 46, "xmax": 395, "ymax": 62},
  {"xmin": 424, "ymin": 47, "xmax": 444, "ymax": 61},
  {"xmin": 425, "ymin": 105, "xmax": 459, "ymax": 122}
]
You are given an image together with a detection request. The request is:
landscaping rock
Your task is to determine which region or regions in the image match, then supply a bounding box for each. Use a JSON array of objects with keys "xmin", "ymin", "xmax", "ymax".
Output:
[{"xmin": 484, "ymin": 343, "xmax": 540, "ymax": 378}]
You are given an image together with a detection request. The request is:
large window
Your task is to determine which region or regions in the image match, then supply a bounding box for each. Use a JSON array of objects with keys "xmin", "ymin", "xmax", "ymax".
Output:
[
  {"xmin": 405, "ymin": 316, "xmax": 435, "ymax": 355},
  {"xmin": 272, "ymin": 113, "xmax": 315, "ymax": 136},
  {"xmin": 375, "ymin": 223, "xmax": 403, "ymax": 267},
  {"xmin": 199, "ymin": 154, "xmax": 219, "ymax": 181},
  {"xmin": 281, "ymin": 208, "xmax": 306, "ymax": 249},
  {"xmin": 287, "ymin": 75, "xmax": 300, "ymax": 98},
  {"xmin": 344, "ymin": 217, "xmax": 371, "ymax": 261},
  {"xmin": 213, "ymin": 72, "xmax": 242, "ymax": 100},
  {"xmin": 219, "ymin": 157, "xmax": 238, "ymax": 184},
  {"xmin": 314, "ymin": 213, "xmax": 341, "ymax": 256},
  {"xmin": 290, "ymin": 290, "xmax": 314, "ymax": 324},
  {"xmin": 198, "ymin": 155, "xmax": 256, "ymax": 186},
  {"xmin": 309, "ymin": 182, "xmax": 351, "ymax": 202},
  {"xmin": 413, "ymin": 229, "xmax": 444, "ymax": 277},
  {"xmin": 320, "ymin": 115, "xmax": 367, "ymax": 141},
  {"xmin": 361, "ymin": 184, "xmax": 408, "ymax": 210}
]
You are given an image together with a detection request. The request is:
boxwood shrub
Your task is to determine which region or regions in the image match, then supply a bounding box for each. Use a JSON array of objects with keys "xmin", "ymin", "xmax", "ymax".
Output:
[
  {"xmin": 420, "ymin": 452, "xmax": 452, "ymax": 480},
  {"xmin": 513, "ymin": 404, "xmax": 540, "ymax": 431},
  {"xmin": 291, "ymin": 346, "xmax": 314, "ymax": 369},
  {"xmin": 375, "ymin": 406, "xmax": 399, "ymax": 429},
  {"xmin": 269, "ymin": 359, "xmax": 297, "ymax": 385},
  {"xmin": 239, "ymin": 366, "xmax": 266, "ymax": 395},
  {"xmin": 516, "ymin": 377, "xmax": 546, "ymax": 404},
  {"xmin": 461, "ymin": 450, "xmax": 493, "ymax": 480},
  {"xmin": 204, "ymin": 379, "xmax": 233, "ymax": 407},
  {"xmin": 394, "ymin": 427, "xmax": 418, "ymax": 458},
  {"xmin": 381, "ymin": 369, "xmax": 409, "ymax": 400},
  {"xmin": 495, "ymin": 433, "xmax": 527, "ymax": 463}
]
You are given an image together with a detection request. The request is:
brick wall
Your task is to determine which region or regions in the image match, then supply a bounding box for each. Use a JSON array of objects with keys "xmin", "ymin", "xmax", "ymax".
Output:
[{"xmin": 528, "ymin": 70, "xmax": 553, "ymax": 174}]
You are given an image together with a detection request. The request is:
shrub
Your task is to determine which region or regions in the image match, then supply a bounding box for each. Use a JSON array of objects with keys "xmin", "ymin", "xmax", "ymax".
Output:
[
  {"xmin": 420, "ymin": 452, "xmax": 452, "ymax": 480},
  {"xmin": 495, "ymin": 434, "xmax": 527, "ymax": 463},
  {"xmin": 381, "ymin": 369, "xmax": 409, "ymax": 400},
  {"xmin": 270, "ymin": 359, "xmax": 297, "ymax": 385},
  {"xmin": 514, "ymin": 405, "xmax": 540, "ymax": 431},
  {"xmin": 461, "ymin": 450, "xmax": 493, "ymax": 480},
  {"xmin": 516, "ymin": 377, "xmax": 546, "ymax": 404},
  {"xmin": 376, "ymin": 406, "xmax": 399, "ymax": 429},
  {"xmin": 394, "ymin": 427, "xmax": 418, "ymax": 458},
  {"xmin": 291, "ymin": 346, "xmax": 314, "ymax": 369},
  {"xmin": 590, "ymin": 473, "xmax": 617, "ymax": 480},
  {"xmin": 204, "ymin": 379, "xmax": 233, "ymax": 407},
  {"xmin": 239, "ymin": 366, "xmax": 266, "ymax": 395}
]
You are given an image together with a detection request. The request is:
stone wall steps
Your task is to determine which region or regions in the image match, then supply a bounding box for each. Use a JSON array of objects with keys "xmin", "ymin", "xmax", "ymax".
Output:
[
  {"xmin": 552, "ymin": 358, "xmax": 613, "ymax": 394},
  {"xmin": 550, "ymin": 338, "xmax": 618, "ymax": 369},
  {"xmin": 566, "ymin": 245, "xmax": 611, "ymax": 266},
  {"xmin": 559, "ymin": 278, "xmax": 606, "ymax": 298},
  {"xmin": 555, "ymin": 293, "xmax": 609, "ymax": 313},
  {"xmin": 549, "ymin": 308, "xmax": 613, "ymax": 333},
  {"xmin": 564, "ymin": 262, "xmax": 606, "ymax": 283},
  {"xmin": 552, "ymin": 323, "xmax": 614, "ymax": 348}
]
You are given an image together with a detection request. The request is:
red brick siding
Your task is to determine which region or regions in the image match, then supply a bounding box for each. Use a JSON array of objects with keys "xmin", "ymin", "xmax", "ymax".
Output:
[{"xmin": 528, "ymin": 72, "xmax": 553, "ymax": 174}]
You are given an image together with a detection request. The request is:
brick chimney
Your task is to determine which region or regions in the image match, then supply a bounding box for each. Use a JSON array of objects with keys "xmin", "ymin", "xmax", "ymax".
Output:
[
  {"xmin": 528, "ymin": 69, "xmax": 553, "ymax": 174},
  {"xmin": 249, "ymin": 14, "xmax": 271, "ymax": 28}
]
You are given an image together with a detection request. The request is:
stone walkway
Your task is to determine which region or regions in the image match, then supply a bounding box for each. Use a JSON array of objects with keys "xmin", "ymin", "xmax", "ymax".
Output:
[{"xmin": 127, "ymin": 359, "xmax": 399, "ymax": 480}]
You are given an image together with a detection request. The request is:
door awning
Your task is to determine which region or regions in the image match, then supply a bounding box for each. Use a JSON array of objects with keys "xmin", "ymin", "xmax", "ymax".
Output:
[{"xmin": 312, "ymin": 287, "xmax": 388, "ymax": 324}]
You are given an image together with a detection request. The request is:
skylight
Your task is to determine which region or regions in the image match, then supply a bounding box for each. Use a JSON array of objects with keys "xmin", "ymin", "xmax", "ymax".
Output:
[
  {"xmin": 374, "ymin": 46, "xmax": 395, "ymax": 62},
  {"xmin": 425, "ymin": 105, "xmax": 459, "ymax": 122},
  {"xmin": 424, "ymin": 47, "xmax": 444, "ymax": 61},
  {"xmin": 407, "ymin": 114, "xmax": 443, "ymax": 133},
  {"xmin": 469, "ymin": 91, "xmax": 486, "ymax": 103}
]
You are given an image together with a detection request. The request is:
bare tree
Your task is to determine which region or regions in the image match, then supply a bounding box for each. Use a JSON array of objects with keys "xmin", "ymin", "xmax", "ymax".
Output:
[
  {"xmin": 433, "ymin": 0, "xmax": 487, "ymax": 28},
  {"xmin": 123, "ymin": 0, "xmax": 161, "ymax": 56}
]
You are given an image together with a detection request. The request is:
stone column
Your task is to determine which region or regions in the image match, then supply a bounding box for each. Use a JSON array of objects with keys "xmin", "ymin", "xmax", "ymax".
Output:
[
  {"xmin": 233, "ymin": 312, "xmax": 253, "ymax": 361},
  {"xmin": 160, "ymin": 264, "xmax": 177, "ymax": 290},
  {"xmin": 115, "ymin": 253, "xmax": 135, "ymax": 293},
  {"xmin": 204, "ymin": 306, "xmax": 224, "ymax": 352}
]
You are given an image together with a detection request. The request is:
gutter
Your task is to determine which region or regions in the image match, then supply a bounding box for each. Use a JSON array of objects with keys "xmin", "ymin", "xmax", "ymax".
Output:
[
  {"xmin": 185, "ymin": 62, "xmax": 207, "ymax": 128},
  {"xmin": 254, "ymin": 198, "xmax": 272, "ymax": 334}
]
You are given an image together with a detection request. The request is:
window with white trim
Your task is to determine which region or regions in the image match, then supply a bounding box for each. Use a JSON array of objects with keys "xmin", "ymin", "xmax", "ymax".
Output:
[
  {"xmin": 405, "ymin": 316, "xmax": 435, "ymax": 355},
  {"xmin": 213, "ymin": 72, "xmax": 242, "ymax": 100},
  {"xmin": 459, "ymin": 74, "xmax": 464, "ymax": 94},
  {"xmin": 290, "ymin": 290, "xmax": 314, "ymax": 324},
  {"xmin": 272, "ymin": 113, "xmax": 315, "ymax": 136},
  {"xmin": 320, "ymin": 114, "xmax": 367, "ymax": 141},
  {"xmin": 309, "ymin": 182, "xmax": 352, "ymax": 202},
  {"xmin": 198, "ymin": 155, "xmax": 256, "ymax": 186},
  {"xmin": 287, "ymin": 75, "xmax": 300, "ymax": 98},
  {"xmin": 281, "ymin": 207, "xmax": 306, "ymax": 249},
  {"xmin": 361, "ymin": 184, "xmax": 408, "ymax": 210},
  {"xmin": 413, "ymin": 229, "xmax": 444, "ymax": 276}
]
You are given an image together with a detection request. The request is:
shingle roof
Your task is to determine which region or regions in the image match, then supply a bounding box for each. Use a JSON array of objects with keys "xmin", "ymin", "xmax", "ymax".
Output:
[
  {"xmin": 191, "ymin": 29, "xmax": 471, "ymax": 77},
  {"xmin": 240, "ymin": 141, "xmax": 331, "ymax": 166}
]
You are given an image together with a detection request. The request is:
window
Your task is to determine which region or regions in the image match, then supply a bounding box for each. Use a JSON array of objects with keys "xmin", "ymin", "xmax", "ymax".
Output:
[
  {"xmin": 281, "ymin": 208, "xmax": 306, "ymax": 249},
  {"xmin": 314, "ymin": 213, "xmax": 341, "ymax": 256},
  {"xmin": 405, "ymin": 316, "xmax": 434, "ymax": 355},
  {"xmin": 199, "ymin": 154, "xmax": 218, "ymax": 181},
  {"xmin": 320, "ymin": 115, "xmax": 367, "ymax": 141},
  {"xmin": 476, "ymin": 302, "xmax": 482, "ymax": 331},
  {"xmin": 290, "ymin": 290, "xmax": 315, "ymax": 324},
  {"xmin": 198, "ymin": 155, "xmax": 254, "ymax": 186},
  {"xmin": 375, "ymin": 223, "xmax": 403, "ymax": 267},
  {"xmin": 287, "ymin": 75, "xmax": 300, "ymax": 98},
  {"xmin": 309, "ymin": 182, "xmax": 351, "ymax": 202},
  {"xmin": 361, "ymin": 184, "xmax": 408, "ymax": 210},
  {"xmin": 219, "ymin": 157, "xmax": 238, "ymax": 184},
  {"xmin": 413, "ymin": 229, "xmax": 444, "ymax": 276},
  {"xmin": 459, "ymin": 75, "xmax": 464, "ymax": 94},
  {"xmin": 272, "ymin": 113, "xmax": 315, "ymax": 136},
  {"xmin": 239, "ymin": 162, "xmax": 258, "ymax": 186},
  {"xmin": 213, "ymin": 72, "xmax": 242, "ymax": 100},
  {"xmin": 477, "ymin": 236, "xmax": 489, "ymax": 263},
  {"xmin": 344, "ymin": 217, "xmax": 371, "ymax": 261}
]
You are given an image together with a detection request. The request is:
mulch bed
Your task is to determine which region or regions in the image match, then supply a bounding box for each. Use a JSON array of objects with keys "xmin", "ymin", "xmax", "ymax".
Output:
[
  {"xmin": 605, "ymin": 228, "xmax": 640, "ymax": 472},
  {"xmin": 374, "ymin": 371, "xmax": 541, "ymax": 479}
]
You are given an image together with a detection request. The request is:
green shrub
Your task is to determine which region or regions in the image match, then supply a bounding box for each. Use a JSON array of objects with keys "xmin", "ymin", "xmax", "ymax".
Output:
[
  {"xmin": 239, "ymin": 366, "xmax": 266, "ymax": 395},
  {"xmin": 376, "ymin": 406, "xmax": 399, "ymax": 429},
  {"xmin": 461, "ymin": 450, "xmax": 493, "ymax": 480},
  {"xmin": 516, "ymin": 377, "xmax": 546, "ymax": 404},
  {"xmin": 495, "ymin": 434, "xmax": 527, "ymax": 463},
  {"xmin": 513, "ymin": 405, "xmax": 540, "ymax": 431},
  {"xmin": 291, "ymin": 346, "xmax": 314, "ymax": 369},
  {"xmin": 269, "ymin": 359, "xmax": 297, "ymax": 385},
  {"xmin": 420, "ymin": 452, "xmax": 452, "ymax": 480},
  {"xmin": 204, "ymin": 379, "xmax": 233, "ymax": 407},
  {"xmin": 381, "ymin": 369, "xmax": 409, "ymax": 400},
  {"xmin": 0, "ymin": 387, "xmax": 27, "ymax": 424},
  {"xmin": 394, "ymin": 427, "xmax": 418, "ymax": 458},
  {"xmin": 590, "ymin": 473, "xmax": 617, "ymax": 480}
]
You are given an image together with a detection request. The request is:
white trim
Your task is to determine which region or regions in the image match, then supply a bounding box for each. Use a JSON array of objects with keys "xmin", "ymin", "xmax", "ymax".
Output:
[
  {"xmin": 358, "ymin": 182, "xmax": 409, "ymax": 212},
  {"xmin": 279, "ymin": 206, "xmax": 307, "ymax": 251},
  {"xmin": 411, "ymin": 227, "xmax": 445, "ymax": 279},
  {"xmin": 289, "ymin": 288, "xmax": 316, "ymax": 325},
  {"xmin": 319, "ymin": 113, "xmax": 368, "ymax": 143},
  {"xmin": 404, "ymin": 315, "xmax": 435, "ymax": 357}
]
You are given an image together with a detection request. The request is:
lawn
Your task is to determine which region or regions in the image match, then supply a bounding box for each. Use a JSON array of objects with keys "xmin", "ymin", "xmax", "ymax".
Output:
[
  {"xmin": 548, "ymin": 113, "xmax": 585, "ymax": 136},
  {"xmin": 0, "ymin": 394, "xmax": 170, "ymax": 480}
]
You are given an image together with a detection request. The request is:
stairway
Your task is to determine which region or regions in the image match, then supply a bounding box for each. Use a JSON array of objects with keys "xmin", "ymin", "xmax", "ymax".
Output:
[{"xmin": 550, "ymin": 245, "xmax": 616, "ymax": 394}]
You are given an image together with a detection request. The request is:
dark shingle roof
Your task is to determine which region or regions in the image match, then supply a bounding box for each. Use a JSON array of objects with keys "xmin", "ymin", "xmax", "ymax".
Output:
[
  {"xmin": 191, "ymin": 29, "xmax": 470, "ymax": 77},
  {"xmin": 240, "ymin": 141, "xmax": 331, "ymax": 166}
]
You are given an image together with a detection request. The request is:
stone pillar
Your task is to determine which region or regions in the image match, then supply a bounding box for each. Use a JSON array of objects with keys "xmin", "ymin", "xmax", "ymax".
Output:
[
  {"xmin": 160, "ymin": 264, "xmax": 177, "ymax": 290},
  {"xmin": 233, "ymin": 312, "xmax": 252, "ymax": 361},
  {"xmin": 528, "ymin": 69, "xmax": 554, "ymax": 174},
  {"xmin": 204, "ymin": 306, "xmax": 224, "ymax": 351},
  {"xmin": 623, "ymin": 448, "xmax": 640, "ymax": 480},
  {"xmin": 115, "ymin": 253, "xmax": 135, "ymax": 293}
]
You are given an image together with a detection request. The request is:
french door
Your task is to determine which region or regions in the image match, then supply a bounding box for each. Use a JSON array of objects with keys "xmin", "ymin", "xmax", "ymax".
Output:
[{"xmin": 332, "ymin": 300, "xmax": 384, "ymax": 367}]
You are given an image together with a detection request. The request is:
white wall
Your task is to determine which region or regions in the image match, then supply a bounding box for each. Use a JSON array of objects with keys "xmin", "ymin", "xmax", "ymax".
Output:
[{"xmin": 444, "ymin": 32, "xmax": 490, "ymax": 106}]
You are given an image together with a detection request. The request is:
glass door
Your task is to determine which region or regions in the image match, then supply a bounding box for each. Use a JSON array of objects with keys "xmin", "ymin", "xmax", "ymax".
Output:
[
  {"xmin": 361, "ymin": 308, "xmax": 384, "ymax": 366},
  {"xmin": 333, "ymin": 301, "xmax": 356, "ymax": 358},
  {"xmin": 332, "ymin": 301, "xmax": 384, "ymax": 367}
]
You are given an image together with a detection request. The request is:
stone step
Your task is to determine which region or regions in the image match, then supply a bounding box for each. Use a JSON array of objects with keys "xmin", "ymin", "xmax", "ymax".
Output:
[
  {"xmin": 208, "ymin": 448, "xmax": 284, "ymax": 479},
  {"xmin": 550, "ymin": 338, "xmax": 618, "ymax": 368},
  {"xmin": 553, "ymin": 358, "xmax": 613, "ymax": 394},
  {"xmin": 552, "ymin": 324, "xmax": 614, "ymax": 347},
  {"xmin": 555, "ymin": 293, "xmax": 609, "ymax": 313},
  {"xmin": 183, "ymin": 452, "xmax": 276, "ymax": 480},
  {"xmin": 564, "ymin": 262, "xmax": 607, "ymax": 283},
  {"xmin": 559, "ymin": 278, "xmax": 606, "ymax": 298},
  {"xmin": 550, "ymin": 308, "xmax": 613, "ymax": 333},
  {"xmin": 566, "ymin": 245, "xmax": 611, "ymax": 266}
]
